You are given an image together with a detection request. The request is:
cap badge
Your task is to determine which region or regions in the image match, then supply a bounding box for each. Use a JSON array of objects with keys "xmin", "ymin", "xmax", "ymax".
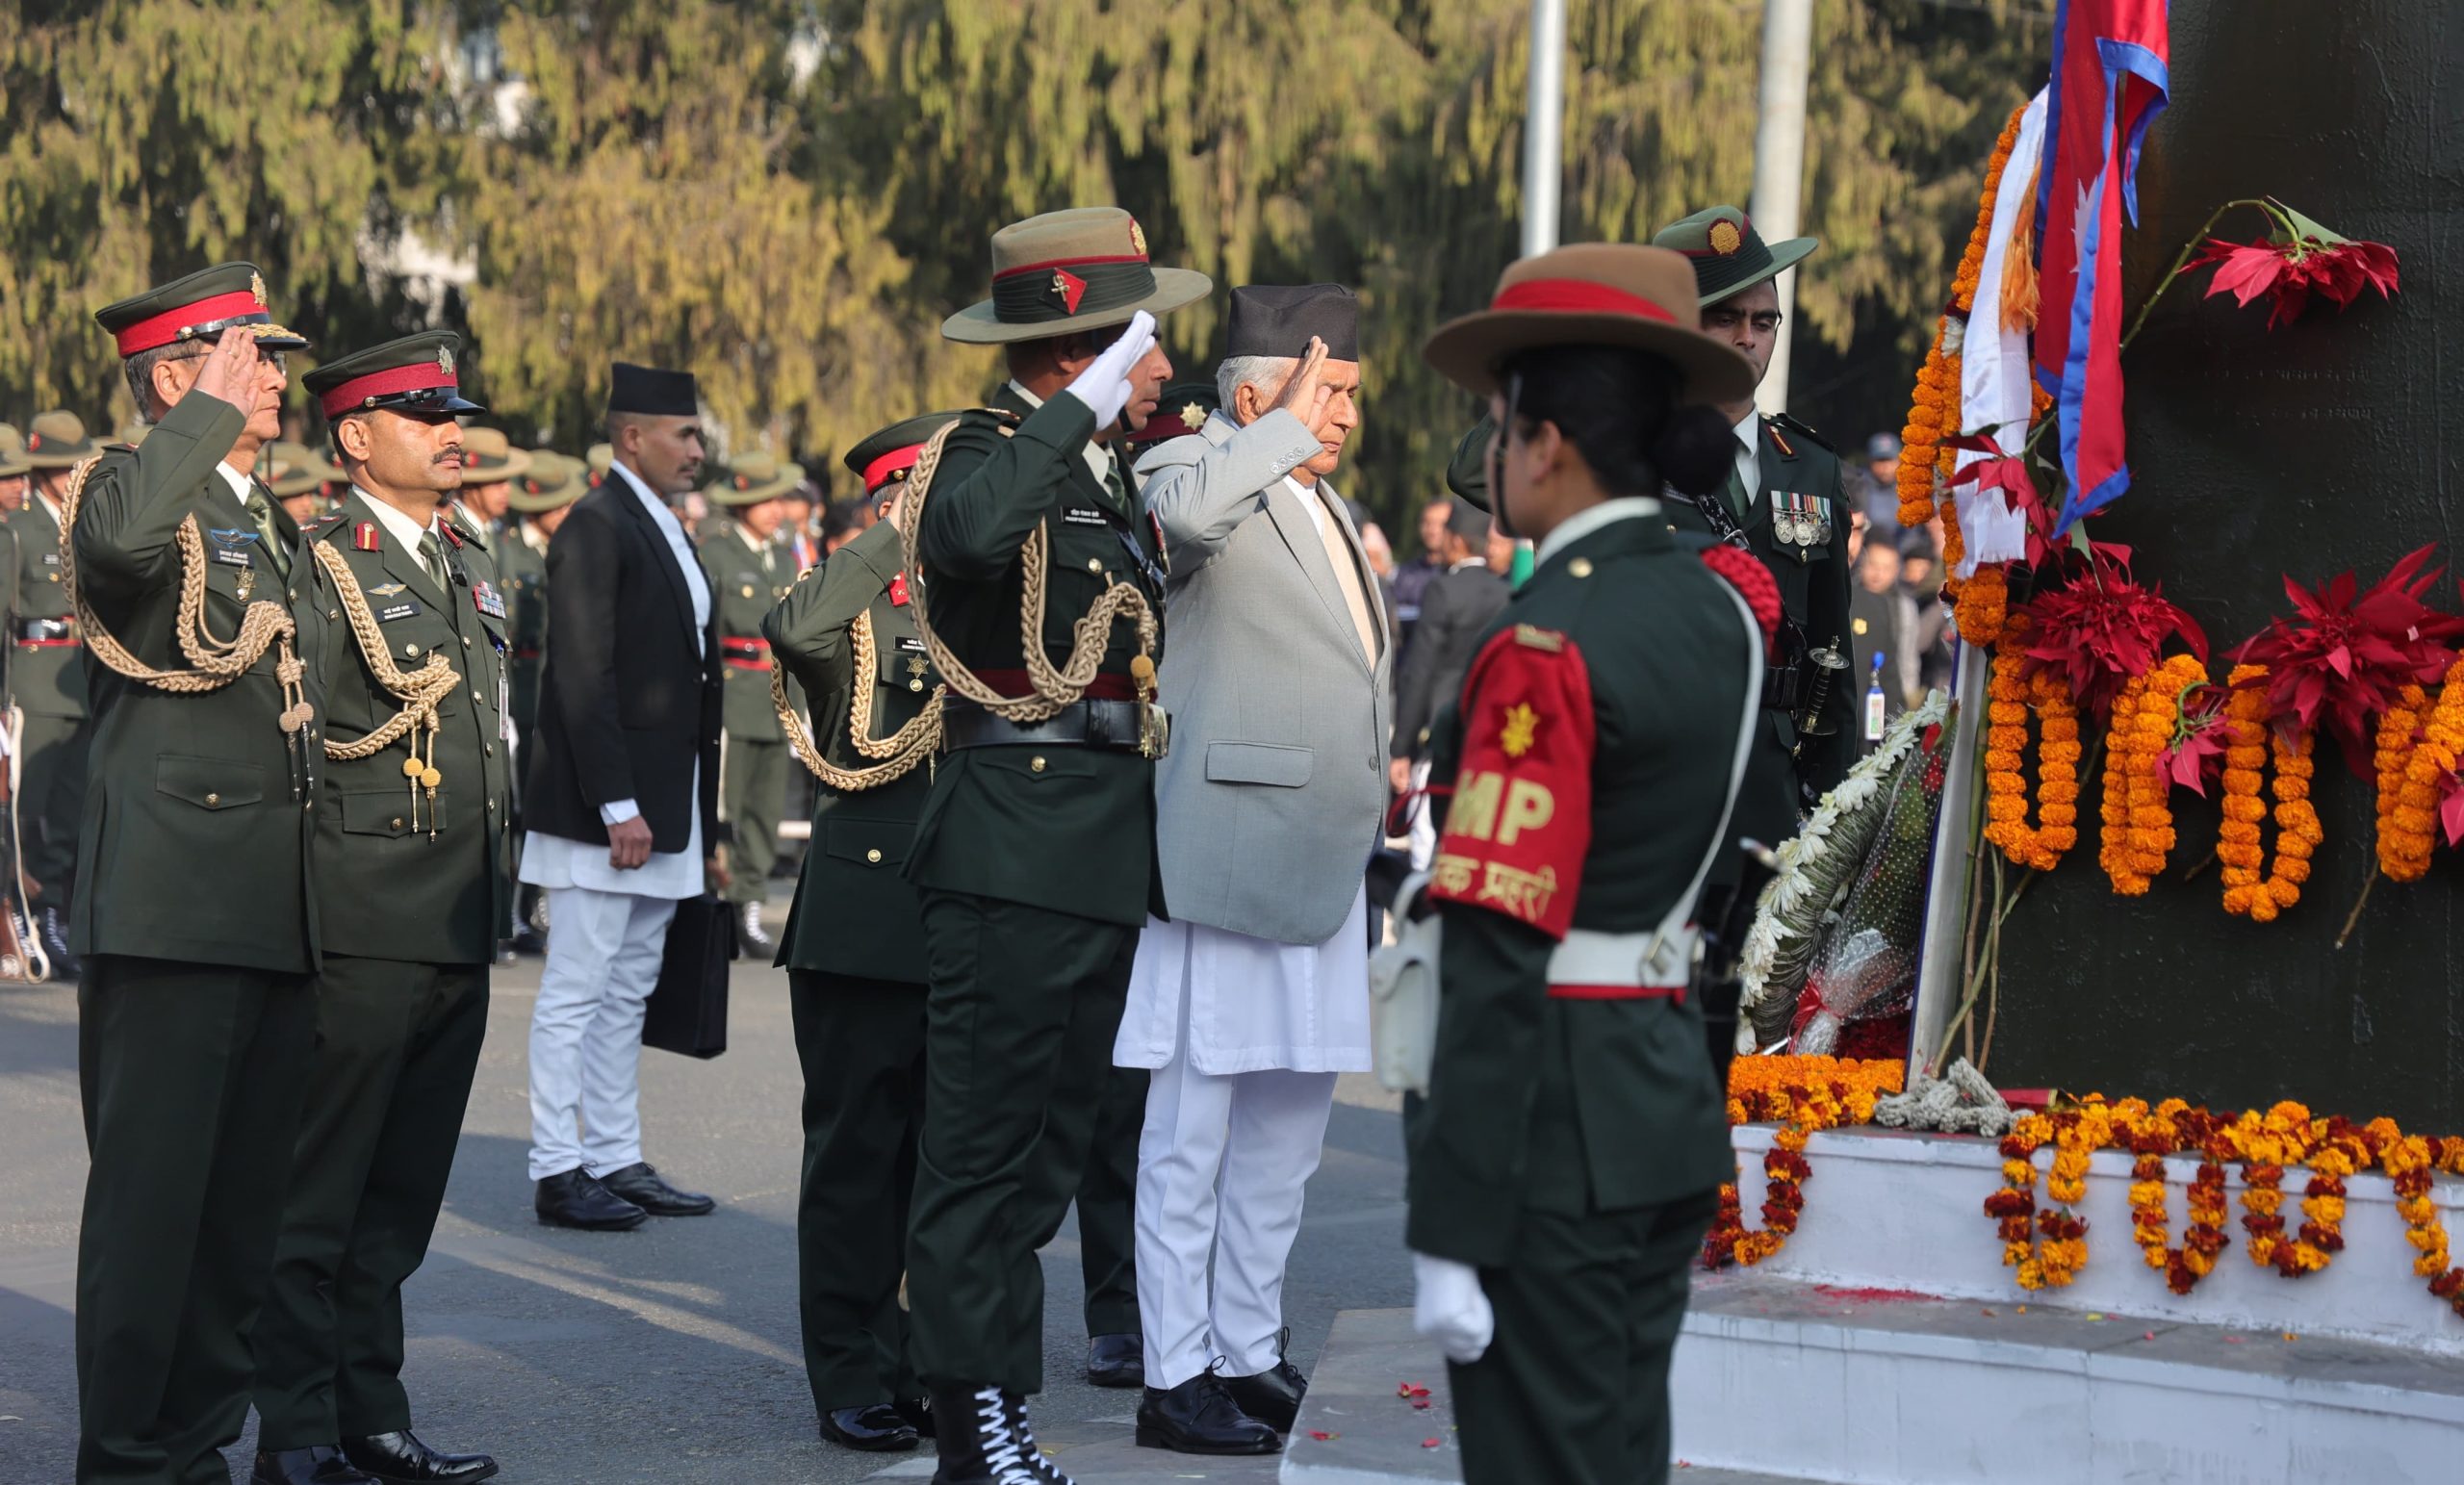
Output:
[
  {"xmin": 250, "ymin": 271, "xmax": 269, "ymax": 306},
  {"xmin": 25, "ymin": 434, "xmax": 38, "ymax": 450},
  {"xmin": 436, "ymin": 345, "xmax": 455, "ymax": 376},
  {"xmin": 1128, "ymin": 218, "xmax": 1147, "ymax": 257},
  {"xmin": 1707, "ymin": 218, "xmax": 1745, "ymax": 257},
  {"xmin": 1051, "ymin": 268, "xmax": 1088, "ymax": 315},
  {"xmin": 734, "ymin": 474, "xmax": 752, "ymax": 491}
]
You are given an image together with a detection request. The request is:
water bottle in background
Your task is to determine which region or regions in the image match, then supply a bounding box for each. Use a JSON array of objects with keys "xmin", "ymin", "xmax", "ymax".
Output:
[{"xmin": 1864, "ymin": 652, "xmax": 1888, "ymax": 743}]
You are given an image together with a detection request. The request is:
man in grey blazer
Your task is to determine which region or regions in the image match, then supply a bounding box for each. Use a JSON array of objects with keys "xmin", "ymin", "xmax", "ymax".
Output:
[{"xmin": 1114, "ymin": 284, "xmax": 1390, "ymax": 1456}]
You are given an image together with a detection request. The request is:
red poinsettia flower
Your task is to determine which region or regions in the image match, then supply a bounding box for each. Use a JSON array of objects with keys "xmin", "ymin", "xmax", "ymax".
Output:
[
  {"xmin": 2018, "ymin": 547, "xmax": 2208, "ymax": 721},
  {"xmin": 2161, "ymin": 683, "xmax": 2231, "ymax": 797},
  {"xmin": 2231, "ymin": 544, "xmax": 2463, "ymax": 778},
  {"xmin": 2187, "ymin": 201, "xmax": 2400, "ymax": 331}
]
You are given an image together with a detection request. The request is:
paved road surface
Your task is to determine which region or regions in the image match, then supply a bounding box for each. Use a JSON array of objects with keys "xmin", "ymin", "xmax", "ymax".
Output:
[{"xmin": 0, "ymin": 892, "xmax": 1412, "ymax": 1483}]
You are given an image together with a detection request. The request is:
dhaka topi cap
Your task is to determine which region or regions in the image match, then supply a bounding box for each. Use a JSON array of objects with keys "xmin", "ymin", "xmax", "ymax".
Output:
[
  {"xmin": 607, "ymin": 362, "xmax": 699, "ymax": 418},
  {"xmin": 507, "ymin": 452, "xmax": 586, "ymax": 514},
  {"xmin": 458, "ymin": 425, "xmax": 532, "ymax": 480},
  {"xmin": 24, "ymin": 410, "xmax": 95, "ymax": 469},
  {"xmin": 844, "ymin": 412, "xmax": 965, "ymax": 498},
  {"xmin": 0, "ymin": 423, "xmax": 31, "ymax": 478},
  {"xmin": 1651, "ymin": 205, "xmax": 1820, "ymax": 307},
  {"xmin": 1226, "ymin": 283, "xmax": 1360, "ymax": 362},
  {"xmin": 1126, "ymin": 380, "xmax": 1220, "ymax": 447},
  {"xmin": 942, "ymin": 206, "xmax": 1213, "ymax": 345},
  {"xmin": 304, "ymin": 331, "xmax": 485, "ymax": 420},
  {"xmin": 92, "ymin": 261, "xmax": 308, "ymax": 357}
]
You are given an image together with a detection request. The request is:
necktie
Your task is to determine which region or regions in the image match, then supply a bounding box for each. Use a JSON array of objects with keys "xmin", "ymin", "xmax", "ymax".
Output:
[
  {"xmin": 245, "ymin": 488, "xmax": 291, "ymax": 582},
  {"xmin": 1312, "ymin": 489, "xmax": 1380, "ymax": 665},
  {"xmin": 1724, "ymin": 460, "xmax": 1751, "ymax": 523},
  {"xmin": 418, "ymin": 530, "xmax": 449, "ymax": 593}
]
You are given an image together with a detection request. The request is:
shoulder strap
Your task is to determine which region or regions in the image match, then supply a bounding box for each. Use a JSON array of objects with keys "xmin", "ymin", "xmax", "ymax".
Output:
[{"xmin": 1652, "ymin": 579, "xmax": 1767, "ymax": 950}]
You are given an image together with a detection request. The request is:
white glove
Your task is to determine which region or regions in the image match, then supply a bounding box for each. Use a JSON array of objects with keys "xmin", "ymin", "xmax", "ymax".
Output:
[
  {"xmin": 1411, "ymin": 1251, "xmax": 1495, "ymax": 1365},
  {"xmin": 1061, "ymin": 310, "xmax": 1158, "ymax": 429}
]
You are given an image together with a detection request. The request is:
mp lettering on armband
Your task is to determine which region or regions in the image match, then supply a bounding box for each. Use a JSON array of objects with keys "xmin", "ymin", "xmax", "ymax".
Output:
[{"xmin": 1426, "ymin": 625, "xmax": 1596, "ymax": 938}]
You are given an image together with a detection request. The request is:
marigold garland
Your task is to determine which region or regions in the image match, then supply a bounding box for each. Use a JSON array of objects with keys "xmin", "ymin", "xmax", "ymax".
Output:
[
  {"xmin": 2218, "ymin": 664, "xmax": 2322, "ymax": 920},
  {"xmin": 2100, "ymin": 655, "xmax": 2206, "ymax": 894},
  {"xmin": 1983, "ymin": 626, "xmax": 2081, "ymax": 871},
  {"xmin": 2381, "ymin": 1127, "xmax": 2464, "ymax": 1316},
  {"xmin": 1703, "ymin": 1057, "xmax": 1905, "ymax": 1271},
  {"xmin": 2375, "ymin": 680, "xmax": 2432, "ymax": 881},
  {"xmin": 2392, "ymin": 656, "xmax": 2464, "ymax": 879}
]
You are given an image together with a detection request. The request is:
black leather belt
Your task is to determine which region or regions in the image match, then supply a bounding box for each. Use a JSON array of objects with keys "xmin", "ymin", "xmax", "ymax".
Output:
[{"xmin": 942, "ymin": 698, "xmax": 1152, "ymax": 753}]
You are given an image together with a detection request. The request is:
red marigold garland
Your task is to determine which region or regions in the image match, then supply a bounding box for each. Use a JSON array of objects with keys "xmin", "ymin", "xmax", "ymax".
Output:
[
  {"xmin": 2119, "ymin": 1100, "xmax": 2232, "ymax": 1294},
  {"xmin": 1703, "ymin": 1058, "xmax": 1904, "ymax": 1271}
]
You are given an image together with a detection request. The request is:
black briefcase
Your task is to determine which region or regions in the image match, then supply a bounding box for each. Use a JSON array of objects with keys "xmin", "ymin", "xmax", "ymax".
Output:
[{"xmin": 642, "ymin": 894, "xmax": 736, "ymax": 1059}]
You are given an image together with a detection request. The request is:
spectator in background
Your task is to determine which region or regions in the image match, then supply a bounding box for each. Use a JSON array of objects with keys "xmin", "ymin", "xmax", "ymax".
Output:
[
  {"xmin": 1848, "ymin": 539, "xmax": 1914, "ymax": 730},
  {"xmin": 1386, "ymin": 495, "xmax": 1451, "ymax": 662},
  {"xmin": 1846, "ymin": 505, "xmax": 1869, "ymax": 566},
  {"xmin": 1358, "ymin": 521, "xmax": 1398, "ymax": 632},
  {"xmin": 1899, "ymin": 527, "xmax": 1954, "ymax": 699},
  {"xmin": 1388, "ymin": 497, "xmax": 1512, "ymax": 863},
  {"xmin": 779, "ymin": 481, "xmax": 819, "ymax": 573},
  {"xmin": 820, "ymin": 500, "xmax": 861, "ymax": 555},
  {"xmin": 1854, "ymin": 431, "xmax": 1904, "ymax": 545}
]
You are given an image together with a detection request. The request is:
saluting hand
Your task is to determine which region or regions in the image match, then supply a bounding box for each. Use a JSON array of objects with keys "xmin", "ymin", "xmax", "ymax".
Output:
[
  {"xmin": 188, "ymin": 326, "xmax": 263, "ymax": 414},
  {"xmin": 1271, "ymin": 335, "xmax": 1338, "ymax": 442}
]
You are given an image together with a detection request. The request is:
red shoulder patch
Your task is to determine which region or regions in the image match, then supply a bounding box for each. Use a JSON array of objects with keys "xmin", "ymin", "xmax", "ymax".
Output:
[
  {"xmin": 1427, "ymin": 626, "xmax": 1596, "ymax": 938},
  {"xmin": 887, "ymin": 572, "xmax": 911, "ymax": 607},
  {"xmin": 1700, "ymin": 546, "xmax": 1781, "ymax": 656}
]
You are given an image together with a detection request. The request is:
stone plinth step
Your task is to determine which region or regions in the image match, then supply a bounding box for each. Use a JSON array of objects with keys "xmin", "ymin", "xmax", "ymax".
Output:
[
  {"xmin": 1675, "ymin": 1269, "xmax": 2464, "ymax": 1484},
  {"xmin": 1281, "ymin": 1309, "xmax": 1460, "ymax": 1484}
]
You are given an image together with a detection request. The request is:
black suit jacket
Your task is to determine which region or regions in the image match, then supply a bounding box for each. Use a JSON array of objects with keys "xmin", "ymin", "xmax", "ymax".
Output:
[
  {"xmin": 1390, "ymin": 562, "xmax": 1510, "ymax": 760},
  {"xmin": 522, "ymin": 472, "xmax": 723, "ymax": 854}
]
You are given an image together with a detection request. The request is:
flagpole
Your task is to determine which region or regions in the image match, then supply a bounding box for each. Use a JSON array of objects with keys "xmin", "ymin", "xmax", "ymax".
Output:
[
  {"xmin": 1522, "ymin": 0, "xmax": 1565, "ymax": 258},
  {"xmin": 1750, "ymin": 0, "xmax": 1814, "ymax": 415}
]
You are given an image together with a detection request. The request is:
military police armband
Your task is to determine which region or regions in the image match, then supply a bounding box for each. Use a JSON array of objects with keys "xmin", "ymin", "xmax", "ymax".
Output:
[{"xmin": 1426, "ymin": 624, "xmax": 1595, "ymax": 939}]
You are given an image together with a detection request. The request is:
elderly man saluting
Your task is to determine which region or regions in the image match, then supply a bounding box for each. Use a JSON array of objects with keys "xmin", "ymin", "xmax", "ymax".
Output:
[{"xmin": 1116, "ymin": 285, "xmax": 1387, "ymax": 1455}]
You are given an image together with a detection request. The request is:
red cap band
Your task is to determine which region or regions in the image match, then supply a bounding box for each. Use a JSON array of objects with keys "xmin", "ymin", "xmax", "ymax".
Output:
[
  {"xmin": 319, "ymin": 363, "xmax": 457, "ymax": 419},
  {"xmin": 1489, "ymin": 278, "xmax": 1681, "ymax": 324},
  {"xmin": 112, "ymin": 291, "xmax": 268, "ymax": 356},
  {"xmin": 861, "ymin": 444, "xmax": 925, "ymax": 495}
]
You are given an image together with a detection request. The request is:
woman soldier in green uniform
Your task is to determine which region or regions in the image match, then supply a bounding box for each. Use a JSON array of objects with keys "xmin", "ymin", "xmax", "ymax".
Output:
[{"xmin": 1404, "ymin": 243, "xmax": 1774, "ymax": 1485}]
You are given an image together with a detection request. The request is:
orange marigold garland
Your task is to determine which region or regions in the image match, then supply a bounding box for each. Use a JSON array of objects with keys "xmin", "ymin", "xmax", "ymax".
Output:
[
  {"xmin": 1989, "ymin": 1102, "xmax": 2112, "ymax": 1290},
  {"xmin": 2218, "ymin": 665, "xmax": 2322, "ymax": 920},
  {"xmin": 2098, "ymin": 681, "xmax": 2137, "ymax": 887},
  {"xmin": 2232, "ymin": 1101, "xmax": 2316, "ymax": 1273},
  {"xmin": 2375, "ymin": 680, "xmax": 2433, "ymax": 881},
  {"xmin": 1984, "ymin": 624, "xmax": 2081, "ymax": 871},
  {"xmin": 2101, "ymin": 655, "xmax": 2206, "ymax": 893},
  {"xmin": 2382, "ymin": 1128, "xmax": 2464, "ymax": 1316},
  {"xmin": 2394, "ymin": 656, "xmax": 2464, "ymax": 877},
  {"xmin": 1704, "ymin": 1058, "xmax": 1904, "ymax": 1270},
  {"xmin": 2122, "ymin": 1101, "xmax": 2233, "ymax": 1293}
]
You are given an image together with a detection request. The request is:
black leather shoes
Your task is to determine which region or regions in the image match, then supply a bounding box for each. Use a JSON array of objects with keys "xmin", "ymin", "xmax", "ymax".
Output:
[
  {"xmin": 250, "ymin": 1446, "xmax": 377, "ymax": 1484},
  {"xmin": 1224, "ymin": 1354, "xmax": 1308, "ymax": 1433},
  {"xmin": 341, "ymin": 1431, "xmax": 499, "ymax": 1483},
  {"xmin": 534, "ymin": 1168, "xmax": 647, "ymax": 1231},
  {"xmin": 818, "ymin": 1402, "xmax": 919, "ymax": 1452},
  {"xmin": 1086, "ymin": 1330, "xmax": 1143, "ymax": 1389},
  {"xmin": 894, "ymin": 1395, "xmax": 937, "ymax": 1439},
  {"xmin": 597, "ymin": 1161, "xmax": 716, "ymax": 1216},
  {"xmin": 1135, "ymin": 1371, "xmax": 1280, "ymax": 1455}
]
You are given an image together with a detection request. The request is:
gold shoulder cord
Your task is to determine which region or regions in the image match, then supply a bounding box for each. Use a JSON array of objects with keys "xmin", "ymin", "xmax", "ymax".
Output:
[
  {"xmin": 306, "ymin": 543, "xmax": 462, "ymax": 838},
  {"xmin": 773, "ymin": 580, "xmax": 943, "ymax": 791},
  {"xmin": 890, "ymin": 417, "xmax": 1164, "ymax": 751},
  {"xmin": 57, "ymin": 452, "xmax": 313, "ymax": 733}
]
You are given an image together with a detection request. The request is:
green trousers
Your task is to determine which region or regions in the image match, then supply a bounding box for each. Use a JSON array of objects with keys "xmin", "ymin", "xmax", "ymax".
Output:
[
  {"xmin": 76, "ymin": 956, "xmax": 316, "ymax": 1485},
  {"xmin": 1449, "ymin": 1191, "xmax": 1718, "ymax": 1485},
  {"xmin": 251, "ymin": 956, "xmax": 489, "ymax": 1449},
  {"xmin": 20, "ymin": 707, "xmax": 90, "ymax": 909},
  {"xmin": 1078, "ymin": 1063, "xmax": 1145, "ymax": 1338},
  {"xmin": 720, "ymin": 735, "xmax": 787, "ymax": 906},
  {"xmin": 906, "ymin": 889, "xmax": 1137, "ymax": 1394},
  {"xmin": 789, "ymin": 970, "xmax": 925, "ymax": 1415}
]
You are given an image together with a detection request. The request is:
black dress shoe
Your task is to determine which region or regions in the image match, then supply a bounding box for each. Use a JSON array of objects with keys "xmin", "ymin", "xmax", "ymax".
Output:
[
  {"xmin": 596, "ymin": 1161, "xmax": 716, "ymax": 1216},
  {"xmin": 251, "ymin": 1445, "xmax": 378, "ymax": 1484},
  {"xmin": 1135, "ymin": 1371, "xmax": 1280, "ymax": 1455},
  {"xmin": 894, "ymin": 1395, "xmax": 937, "ymax": 1439},
  {"xmin": 1224, "ymin": 1354, "xmax": 1308, "ymax": 1434},
  {"xmin": 1085, "ymin": 1330, "xmax": 1143, "ymax": 1389},
  {"xmin": 819, "ymin": 1402, "xmax": 919, "ymax": 1452},
  {"xmin": 341, "ymin": 1431, "xmax": 499, "ymax": 1483},
  {"xmin": 534, "ymin": 1168, "xmax": 647, "ymax": 1231}
]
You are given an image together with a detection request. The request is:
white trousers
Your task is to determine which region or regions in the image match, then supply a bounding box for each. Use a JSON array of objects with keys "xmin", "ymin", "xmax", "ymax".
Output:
[
  {"xmin": 526, "ymin": 885, "xmax": 679, "ymax": 1182},
  {"xmin": 1135, "ymin": 1049, "xmax": 1339, "ymax": 1390}
]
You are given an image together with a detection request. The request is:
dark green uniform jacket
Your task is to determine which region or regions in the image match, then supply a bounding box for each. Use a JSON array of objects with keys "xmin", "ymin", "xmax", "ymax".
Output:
[
  {"xmin": 1405, "ymin": 510, "xmax": 1750, "ymax": 1267},
  {"xmin": 10, "ymin": 494, "xmax": 89, "ymax": 720},
  {"xmin": 765, "ymin": 517, "xmax": 937, "ymax": 982},
  {"xmin": 496, "ymin": 525, "xmax": 549, "ymax": 745},
  {"xmin": 297, "ymin": 493, "xmax": 514, "ymax": 963},
  {"xmin": 1662, "ymin": 418, "xmax": 1855, "ymax": 854},
  {"xmin": 706, "ymin": 513, "xmax": 792, "ymax": 742},
  {"xmin": 908, "ymin": 386, "xmax": 1168, "ymax": 928},
  {"xmin": 68, "ymin": 392, "xmax": 321, "ymax": 971}
]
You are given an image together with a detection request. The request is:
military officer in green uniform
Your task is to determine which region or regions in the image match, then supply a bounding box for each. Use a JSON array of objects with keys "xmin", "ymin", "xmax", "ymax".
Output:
[
  {"xmin": 762, "ymin": 413, "xmax": 957, "ymax": 1456},
  {"xmin": 902, "ymin": 206, "xmax": 1206, "ymax": 1484},
  {"xmin": 703, "ymin": 450, "xmax": 802, "ymax": 956},
  {"xmin": 1651, "ymin": 205, "xmax": 1857, "ymax": 1065},
  {"xmin": 16, "ymin": 408, "xmax": 100, "ymax": 977},
  {"xmin": 1407, "ymin": 243, "xmax": 1765, "ymax": 1485},
  {"xmin": 449, "ymin": 425, "xmax": 529, "ymax": 546},
  {"xmin": 75, "ymin": 263, "xmax": 321, "ymax": 1485},
  {"xmin": 243, "ymin": 333, "xmax": 511, "ymax": 1485}
]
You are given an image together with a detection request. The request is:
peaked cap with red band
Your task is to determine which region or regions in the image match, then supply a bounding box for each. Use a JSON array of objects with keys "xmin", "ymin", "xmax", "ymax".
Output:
[
  {"xmin": 843, "ymin": 410, "xmax": 966, "ymax": 498},
  {"xmin": 303, "ymin": 331, "xmax": 484, "ymax": 421},
  {"xmin": 1426, "ymin": 624, "xmax": 1598, "ymax": 939},
  {"xmin": 1650, "ymin": 205, "xmax": 1820, "ymax": 307},
  {"xmin": 942, "ymin": 206, "xmax": 1213, "ymax": 345},
  {"xmin": 1422, "ymin": 243, "xmax": 1755, "ymax": 405},
  {"xmin": 93, "ymin": 261, "xmax": 308, "ymax": 358}
]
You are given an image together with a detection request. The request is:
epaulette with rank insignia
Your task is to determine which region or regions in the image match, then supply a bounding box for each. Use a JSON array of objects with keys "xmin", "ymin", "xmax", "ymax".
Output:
[
  {"xmin": 1763, "ymin": 411, "xmax": 1835, "ymax": 458},
  {"xmin": 301, "ymin": 514, "xmax": 349, "ymax": 541},
  {"xmin": 1513, "ymin": 624, "xmax": 1565, "ymax": 653}
]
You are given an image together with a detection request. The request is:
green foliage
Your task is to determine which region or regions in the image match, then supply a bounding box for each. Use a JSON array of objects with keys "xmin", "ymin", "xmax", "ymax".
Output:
[{"xmin": 2, "ymin": 0, "xmax": 2048, "ymax": 520}]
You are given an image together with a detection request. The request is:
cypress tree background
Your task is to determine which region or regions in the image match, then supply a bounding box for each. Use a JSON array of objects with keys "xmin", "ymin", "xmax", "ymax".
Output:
[{"xmin": 1, "ymin": 0, "xmax": 2047, "ymax": 525}]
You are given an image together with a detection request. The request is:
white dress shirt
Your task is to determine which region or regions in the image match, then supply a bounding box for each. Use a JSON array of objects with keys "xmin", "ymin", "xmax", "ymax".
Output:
[{"xmin": 351, "ymin": 486, "xmax": 449, "ymax": 591}]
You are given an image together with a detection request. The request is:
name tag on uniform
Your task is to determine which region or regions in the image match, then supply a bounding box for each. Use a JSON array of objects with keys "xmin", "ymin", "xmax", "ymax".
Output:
[
  {"xmin": 377, "ymin": 602, "xmax": 421, "ymax": 623},
  {"xmin": 1062, "ymin": 506, "xmax": 1109, "ymax": 527},
  {"xmin": 211, "ymin": 547, "xmax": 253, "ymax": 568},
  {"xmin": 472, "ymin": 580, "xmax": 507, "ymax": 619},
  {"xmin": 895, "ymin": 635, "xmax": 927, "ymax": 653},
  {"xmin": 40, "ymin": 550, "xmax": 62, "ymax": 567}
]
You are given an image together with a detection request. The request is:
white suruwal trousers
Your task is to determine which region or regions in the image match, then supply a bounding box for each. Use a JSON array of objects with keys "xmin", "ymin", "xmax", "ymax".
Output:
[{"xmin": 1121, "ymin": 889, "xmax": 1369, "ymax": 1390}]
